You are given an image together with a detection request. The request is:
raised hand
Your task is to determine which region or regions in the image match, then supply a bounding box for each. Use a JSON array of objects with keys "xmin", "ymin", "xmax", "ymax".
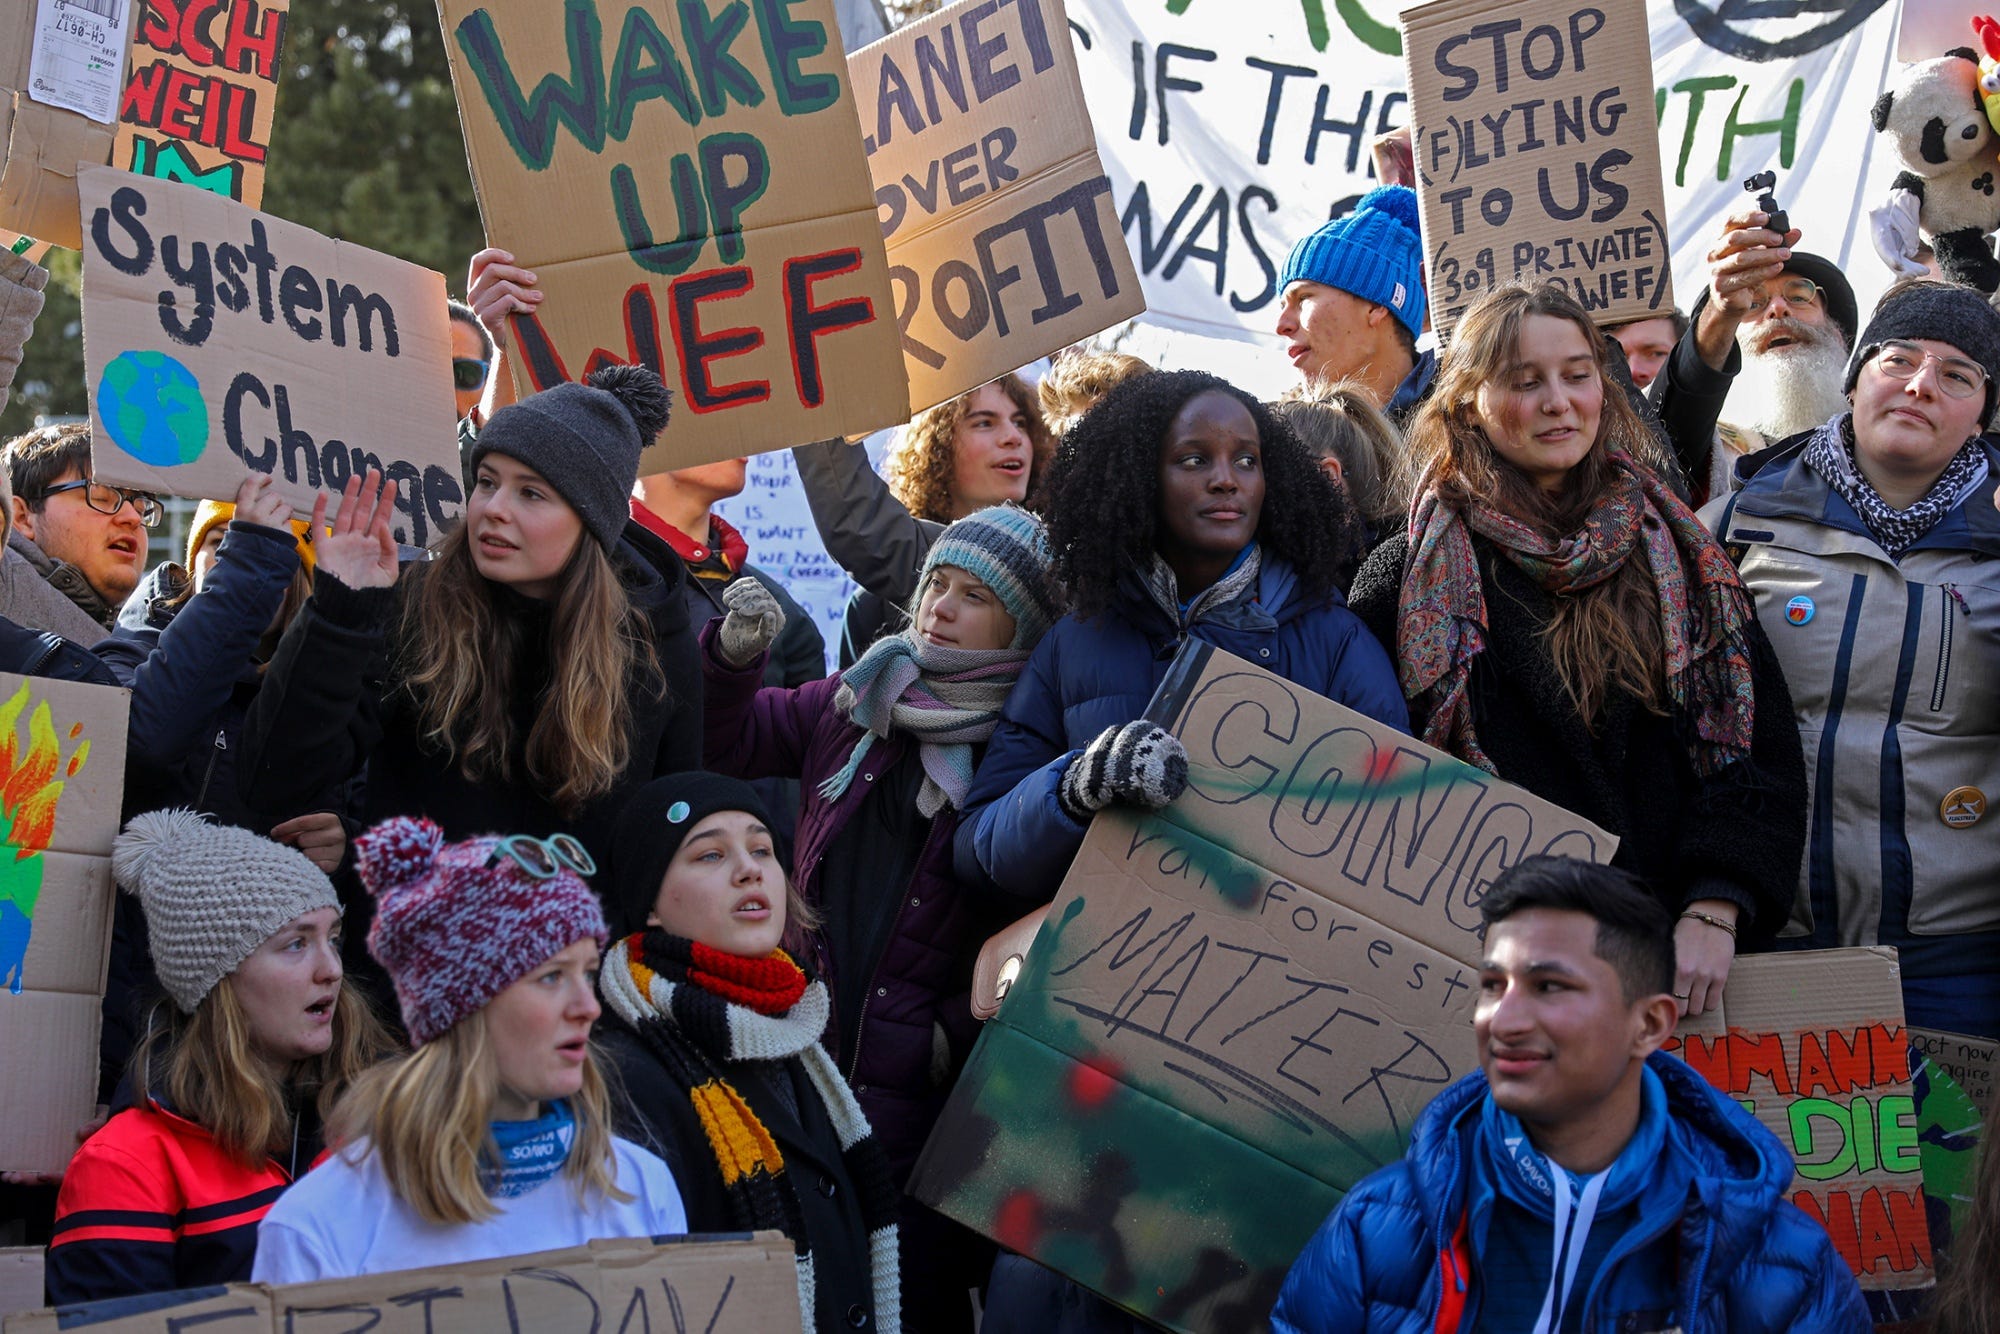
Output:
[
  {"xmin": 715, "ymin": 577, "xmax": 786, "ymax": 667},
  {"xmin": 231, "ymin": 472, "xmax": 290, "ymax": 532},
  {"xmin": 271, "ymin": 811, "xmax": 346, "ymax": 874},
  {"xmin": 310, "ymin": 470, "xmax": 399, "ymax": 591},
  {"xmin": 467, "ymin": 247, "xmax": 541, "ymax": 347}
]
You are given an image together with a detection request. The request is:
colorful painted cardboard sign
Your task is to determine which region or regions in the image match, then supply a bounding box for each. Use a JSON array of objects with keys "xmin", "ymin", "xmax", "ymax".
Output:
[
  {"xmin": 849, "ymin": 0, "xmax": 1144, "ymax": 413},
  {"xmin": 1, "ymin": 1232, "xmax": 803, "ymax": 1332},
  {"xmin": 0, "ymin": 0, "xmax": 136, "ymax": 251},
  {"xmin": 910, "ymin": 644, "xmax": 1617, "ymax": 1333},
  {"xmin": 1401, "ymin": 0, "xmax": 1674, "ymax": 335},
  {"xmin": 79, "ymin": 165, "xmax": 465, "ymax": 544},
  {"xmin": 1669, "ymin": 947, "xmax": 1932, "ymax": 1290},
  {"xmin": 0, "ymin": 672, "xmax": 129, "ymax": 1175},
  {"xmin": 436, "ymin": 0, "xmax": 910, "ymax": 473},
  {"xmin": 113, "ymin": 0, "xmax": 291, "ymax": 208}
]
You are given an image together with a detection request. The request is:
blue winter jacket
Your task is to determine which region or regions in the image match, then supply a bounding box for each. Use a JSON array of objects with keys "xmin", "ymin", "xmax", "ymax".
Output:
[
  {"xmin": 955, "ymin": 554, "xmax": 1407, "ymax": 901},
  {"xmin": 1271, "ymin": 1052, "xmax": 1869, "ymax": 1334}
]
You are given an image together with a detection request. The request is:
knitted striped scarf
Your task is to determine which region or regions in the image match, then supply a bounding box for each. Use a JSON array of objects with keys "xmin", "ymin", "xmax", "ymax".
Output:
[
  {"xmin": 599, "ymin": 931, "xmax": 900, "ymax": 1334},
  {"xmin": 820, "ymin": 629, "xmax": 1027, "ymax": 817}
]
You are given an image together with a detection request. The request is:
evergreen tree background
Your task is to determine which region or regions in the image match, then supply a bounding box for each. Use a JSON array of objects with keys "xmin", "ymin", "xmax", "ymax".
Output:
[{"xmin": 1, "ymin": 0, "xmax": 483, "ymax": 437}]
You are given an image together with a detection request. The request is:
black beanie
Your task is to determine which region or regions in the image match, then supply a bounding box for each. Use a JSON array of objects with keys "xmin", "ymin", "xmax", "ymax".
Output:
[
  {"xmin": 468, "ymin": 365, "xmax": 672, "ymax": 553},
  {"xmin": 1844, "ymin": 280, "xmax": 2000, "ymax": 426},
  {"xmin": 608, "ymin": 771, "xmax": 774, "ymax": 937}
]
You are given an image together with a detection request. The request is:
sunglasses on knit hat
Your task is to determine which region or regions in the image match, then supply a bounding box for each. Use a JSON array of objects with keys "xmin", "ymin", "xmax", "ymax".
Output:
[{"xmin": 486, "ymin": 832, "xmax": 596, "ymax": 879}]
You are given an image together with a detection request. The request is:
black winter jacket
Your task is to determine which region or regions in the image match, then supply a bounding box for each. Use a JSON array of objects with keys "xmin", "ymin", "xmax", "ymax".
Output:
[
  {"xmin": 1348, "ymin": 533, "xmax": 1807, "ymax": 941},
  {"xmin": 234, "ymin": 526, "xmax": 703, "ymax": 873},
  {"xmin": 598, "ymin": 1021, "xmax": 876, "ymax": 1334}
]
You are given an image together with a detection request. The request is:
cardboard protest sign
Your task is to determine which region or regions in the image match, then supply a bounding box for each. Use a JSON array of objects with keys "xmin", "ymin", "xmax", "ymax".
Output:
[
  {"xmin": 2, "ymin": 1232, "xmax": 803, "ymax": 1333},
  {"xmin": 1401, "ymin": 0, "xmax": 1674, "ymax": 335},
  {"xmin": 0, "ymin": 0, "xmax": 136, "ymax": 251},
  {"xmin": 1669, "ymin": 947, "xmax": 1932, "ymax": 1290},
  {"xmin": 0, "ymin": 672, "xmax": 129, "ymax": 1175},
  {"xmin": 0, "ymin": 1250, "xmax": 41, "ymax": 1323},
  {"xmin": 910, "ymin": 644, "xmax": 1616, "ymax": 1333},
  {"xmin": 1912, "ymin": 1025, "xmax": 2000, "ymax": 1118},
  {"xmin": 79, "ymin": 165, "xmax": 465, "ymax": 545},
  {"xmin": 113, "ymin": 0, "xmax": 290, "ymax": 208},
  {"xmin": 0, "ymin": 229, "xmax": 52, "ymax": 264},
  {"xmin": 436, "ymin": 0, "xmax": 909, "ymax": 473},
  {"xmin": 849, "ymin": 0, "xmax": 1143, "ymax": 413}
]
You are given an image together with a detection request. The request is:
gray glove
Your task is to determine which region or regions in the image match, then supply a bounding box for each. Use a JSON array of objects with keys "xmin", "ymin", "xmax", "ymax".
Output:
[
  {"xmin": 716, "ymin": 576, "xmax": 785, "ymax": 668},
  {"xmin": 0, "ymin": 250, "xmax": 48, "ymax": 418},
  {"xmin": 1059, "ymin": 722, "xmax": 1189, "ymax": 823}
]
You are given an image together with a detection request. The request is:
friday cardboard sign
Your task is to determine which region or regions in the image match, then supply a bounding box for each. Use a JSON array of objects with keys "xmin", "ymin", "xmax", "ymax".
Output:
[
  {"xmin": 0, "ymin": 673, "xmax": 130, "ymax": 1176},
  {"xmin": 1669, "ymin": 947, "xmax": 1932, "ymax": 1290},
  {"xmin": 2, "ymin": 1232, "xmax": 803, "ymax": 1333},
  {"xmin": 910, "ymin": 645, "xmax": 1616, "ymax": 1333},
  {"xmin": 1400, "ymin": 0, "xmax": 1674, "ymax": 335},
  {"xmin": 114, "ymin": 0, "xmax": 291, "ymax": 208},
  {"xmin": 849, "ymin": 0, "xmax": 1143, "ymax": 412},
  {"xmin": 79, "ymin": 166, "xmax": 466, "ymax": 545},
  {"xmin": 437, "ymin": 0, "xmax": 910, "ymax": 473}
]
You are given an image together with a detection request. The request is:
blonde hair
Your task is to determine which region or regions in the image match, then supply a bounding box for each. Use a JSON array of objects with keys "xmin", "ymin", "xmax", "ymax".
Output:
[
  {"xmin": 1039, "ymin": 350, "xmax": 1152, "ymax": 436},
  {"xmin": 1270, "ymin": 380, "xmax": 1405, "ymax": 528},
  {"xmin": 1404, "ymin": 281, "xmax": 1672, "ymax": 724},
  {"xmin": 884, "ymin": 374, "xmax": 1053, "ymax": 521},
  {"xmin": 402, "ymin": 525, "xmax": 660, "ymax": 815},
  {"xmin": 328, "ymin": 1011, "xmax": 631, "ymax": 1226},
  {"xmin": 134, "ymin": 977, "xmax": 393, "ymax": 1167}
]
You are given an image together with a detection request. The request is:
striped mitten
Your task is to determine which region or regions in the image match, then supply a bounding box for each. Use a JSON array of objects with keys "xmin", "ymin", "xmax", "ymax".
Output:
[{"xmin": 1058, "ymin": 722, "xmax": 1189, "ymax": 823}]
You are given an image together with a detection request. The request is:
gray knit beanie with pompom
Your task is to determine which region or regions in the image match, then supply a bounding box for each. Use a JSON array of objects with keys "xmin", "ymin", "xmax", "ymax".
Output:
[{"xmin": 112, "ymin": 809, "xmax": 341, "ymax": 1013}]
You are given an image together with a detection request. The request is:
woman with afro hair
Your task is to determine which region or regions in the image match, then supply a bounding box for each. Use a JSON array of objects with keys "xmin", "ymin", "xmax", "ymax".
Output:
[{"xmin": 954, "ymin": 369, "xmax": 1408, "ymax": 907}]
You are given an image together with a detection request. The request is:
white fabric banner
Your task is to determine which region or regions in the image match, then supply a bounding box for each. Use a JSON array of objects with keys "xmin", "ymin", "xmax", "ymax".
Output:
[{"xmin": 1070, "ymin": 0, "xmax": 1907, "ymax": 344}]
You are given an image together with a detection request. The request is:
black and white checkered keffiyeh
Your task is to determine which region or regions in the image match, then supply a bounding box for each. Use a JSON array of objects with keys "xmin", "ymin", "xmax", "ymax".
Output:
[{"xmin": 1803, "ymin": 416, "xmax": 1989, "ymax": 558}]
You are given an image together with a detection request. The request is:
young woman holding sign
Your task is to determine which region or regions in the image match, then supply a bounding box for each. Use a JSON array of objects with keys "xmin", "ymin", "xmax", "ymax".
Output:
[
  {"xmin": 254, "ymin": 818, "xmax": 685, "ymax": 1279},
  {"xmin": 232, "ymin": 367, "xmax": 702, "ymax": 992},
  {"xmin": 48, "ymin": 811, "xmax": 391, "ymax": 1304},
  {"xmin": 1346, "ymin": 280, "xmax": 1806, "ymax": 1018}
]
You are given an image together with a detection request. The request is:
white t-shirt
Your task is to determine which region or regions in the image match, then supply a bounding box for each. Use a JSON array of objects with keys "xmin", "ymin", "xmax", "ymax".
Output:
[{"xmin": 251, "ymin": 1136, "xmax": 688, "ymax": 1284}]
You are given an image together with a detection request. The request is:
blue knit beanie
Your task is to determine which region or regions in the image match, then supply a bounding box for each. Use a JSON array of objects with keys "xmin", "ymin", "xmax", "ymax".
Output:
[
  {"xmin": 914, "ymin": 504, "xmax": 1059, "ymax": 650},
  {"xmin": 1280, "ymin": 186, "xmax": 1427, "ymax": 342}
]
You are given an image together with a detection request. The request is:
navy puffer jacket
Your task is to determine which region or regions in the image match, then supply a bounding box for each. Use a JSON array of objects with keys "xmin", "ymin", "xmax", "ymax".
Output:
[
  {"xmin": 1271, "ymin": 1052, "xmax": 1869, "ymax": 1333},
  {"xmin": 955, "ymin": 554, "xmax": 1407, "ymax": 902}
]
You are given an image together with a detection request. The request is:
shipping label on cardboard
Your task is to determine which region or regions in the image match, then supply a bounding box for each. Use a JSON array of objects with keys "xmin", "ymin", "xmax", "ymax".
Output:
[
  {"xmin": 1400, "ymin": 0, "xmax": 1673, "ymax": 335},
  {"xmin": 0, "ymin": 0, "xmax": 134, "ymax": 249},
  {"xmin": 2, "ymin": 1233, "xmax": 802, "ymax": 1333},
  {"xmin": 79, "ymin": 165, "xmax": 465, "ymax": 542},
  {"xmin": 911, "ymin": 644, "xmax": 1616, "ymax": 1334},
  {"xmin": 28, "ymin": 0, "xmax": 129, "ymax": 124},
  {"xmin": 850, "ymin": 0, "xmax": 1144, "ymax": 412},
  {"xmin": 113, "ymin": 0, "xmax": 290, "ymax": 209},
  {"xmin": 436, "ymin": 0, "xmax": 910, "ymax": 472},
  {"xmin": 1669, "ymin": 947, "xmax": 1932, "ymax": 1290}
]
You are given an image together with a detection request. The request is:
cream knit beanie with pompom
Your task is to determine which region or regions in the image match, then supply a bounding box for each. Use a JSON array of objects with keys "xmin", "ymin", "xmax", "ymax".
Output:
[{"xmin": 112, "ymin": 808, "xmax": 341, "ymax": 1013}]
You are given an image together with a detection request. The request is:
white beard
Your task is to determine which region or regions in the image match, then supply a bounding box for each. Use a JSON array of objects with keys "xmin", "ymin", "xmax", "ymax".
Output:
[{"xmin": 1728, "ymin": 326, "xmax": 1851, "ymax": 443}]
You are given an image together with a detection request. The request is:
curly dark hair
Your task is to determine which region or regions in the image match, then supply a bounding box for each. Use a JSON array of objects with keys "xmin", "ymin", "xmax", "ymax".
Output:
[{"xmin": 1041, "ymin": 369, "xmax": 1359, "ymax": 618}]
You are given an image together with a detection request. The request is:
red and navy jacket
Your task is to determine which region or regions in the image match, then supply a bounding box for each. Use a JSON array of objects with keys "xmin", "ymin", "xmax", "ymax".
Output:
[{"xmin": 47, "ymin": 1098, "xmax": 308, "ymax": 1306}]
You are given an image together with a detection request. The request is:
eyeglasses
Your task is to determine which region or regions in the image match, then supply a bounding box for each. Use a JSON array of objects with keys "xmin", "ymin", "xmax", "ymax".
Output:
[
  {"xmin": 1870, "ymin": 341, "xmax": 1990, "ymax": 400},
  {"xmin": 452, "ymin": 357, "xmax": 491, "ymax": 392},
  {"xmin": 39, "ymin": 478, "xmax": 163, "ymax": 528},
  {"xmin": 1745, "ymin": 276, "xmax": 1823, "ymax": 313},
  {"xmin": 486, "ymin": 832, "xmax": 597, "ymax": 880}
]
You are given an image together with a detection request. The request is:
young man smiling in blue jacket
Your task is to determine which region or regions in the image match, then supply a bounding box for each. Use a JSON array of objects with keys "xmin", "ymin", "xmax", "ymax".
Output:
[{"xmin": 1273, "ymin": 856, "xmax": 1867, "ymax": 1334}]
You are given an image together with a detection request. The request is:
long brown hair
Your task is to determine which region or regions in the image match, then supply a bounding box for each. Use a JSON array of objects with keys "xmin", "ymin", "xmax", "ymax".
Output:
[
  {"xmin": 134, "ymin": 978, "xmax": 393, "ymax": 1167},
  {"xmin": 328, "ymin": 1012, "xmax": 630, "ymax": 1226},
  {"xmin": 1405, "ymin": 282, "xmax": 1675, "ymax": 725},
  {"xmin": 1933, "ymin": 1092, "xmax": 2000, "ymax": 1334},
  {"xmin": 401, "ymin": 525, "xmax": 659, "ymax": 815},
  {"xmin": 884, "ymin": 374, "xmax": 1054, "ymax": 521}
]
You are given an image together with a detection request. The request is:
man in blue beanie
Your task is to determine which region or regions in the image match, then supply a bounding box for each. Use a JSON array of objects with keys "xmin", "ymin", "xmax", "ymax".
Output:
[
  {"xmin": 1276, "ymin": 185, "xmax": 1433, "ymax": 423},
  {"xmin": 1271, "ymin": 855, "xmax": 1867, "ymax": 1333}
]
